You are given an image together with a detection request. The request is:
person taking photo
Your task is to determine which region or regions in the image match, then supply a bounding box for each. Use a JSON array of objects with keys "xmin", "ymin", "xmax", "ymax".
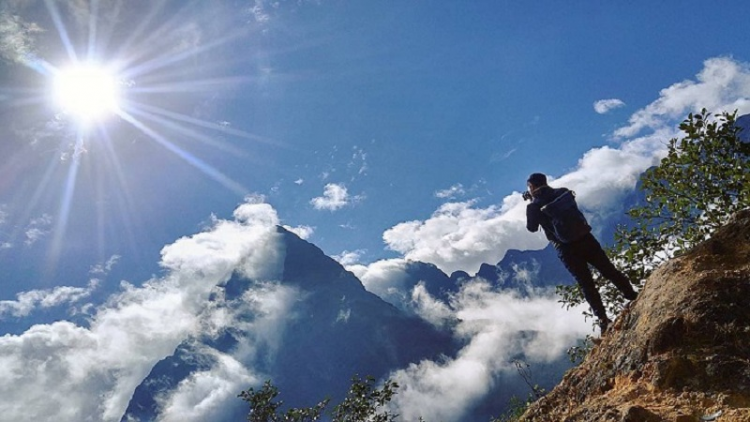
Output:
[{"xmin": 524, "ymin": 173, "xmax": 637, "ymax": 334}]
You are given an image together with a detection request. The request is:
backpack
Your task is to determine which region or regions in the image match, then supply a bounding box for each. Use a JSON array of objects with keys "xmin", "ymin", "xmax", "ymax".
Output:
[{"xmin": 540, "ymin": 190, "xmax": 591, "ymax": 243}]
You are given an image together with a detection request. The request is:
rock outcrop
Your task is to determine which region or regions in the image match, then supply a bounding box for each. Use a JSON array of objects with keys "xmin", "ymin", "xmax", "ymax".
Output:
[{"xmin": 520, "ymin": 209, "xmax": 750, "ymax": 422}]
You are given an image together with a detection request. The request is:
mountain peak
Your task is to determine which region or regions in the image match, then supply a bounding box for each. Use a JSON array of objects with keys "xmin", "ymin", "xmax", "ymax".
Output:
[
  {"xmin": 122, "ymin": 225, "xmax": 457, "ymax": 421},
  {"xmin": 276, "ymin": 225, "xmax": 366, "ymax": 292},
  {"xmin": 520, "ymin": 209, "xmax": 750, "ymax": 421}
]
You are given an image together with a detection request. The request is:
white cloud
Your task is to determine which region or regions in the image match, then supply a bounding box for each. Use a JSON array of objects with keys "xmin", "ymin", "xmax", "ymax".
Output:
[
  {"xmin": 383, "ymin": 56, "xmax": 750, "ymax": 275},
  {"xmin": 383, "ymin": 198, "xmax": 542, "ymax": 275},
  {"xmin": 435, "ymin": 183, "xmax": 466, "ymax": 199},
  {"xmin": 0, "ymin": 279, "xmax": 99, "ymax": 318},
  {"xmin": 90, "ymin": 255, "xmax": 121, "ymax": 275},
  {"xmin": 24, "ymin": 213, "xmax": 53, "ymax": 246},
  {"xmin": 310, "ymin": 183, "xmax": 359, "ymax": 211},
  {"xmin": 409, "ymin": 282, "xmax": 453, "ymax": 326},
  {"xmin": 56, "ymin": 0, "xmax": 123, "ymax": 28},
  {"xmin": 351, "ymin": 258, "xmax": 591, "ymax": 420},
  {"xmin": 232, "ymin": 195, "xmax": 278, "ymax": 226},
  {"xmin": 156, "ymin": 281, "xmax": 300, "ymax": 421},
  {"xmin": 333, "ymin": 249, "xmax": 365, "ymax": 266},
  {"xmin": 594, "ymin": 98, "xmax": 625, "ymax": 114},
  {"xmin": 248, "ymin": 0, "xmax": 271, "ymax": 24},
  {"xmin": 24, "ymin": 227, "xmax": 46, "ymax": 245},
  {"xmin": 614, "ymin": 57, "xmax": 750, "ymax": 138},
  {"xmin": 0, "ymin": 12, "xmax": 42, "ymax": 63},
  {"xmin": 282, "ymin": 224, "xmax": 314, "ymax": 240},
  {"xmin": 349, "ymin": 147, "xmax": 368, "ymax": 176},
  {"xmin": 386, "ymin": 279, "xmax": 590, "ymax": 422},
  {"xmin": 157, "ymin": 350, "xmax": 258, "ymax": 422},
  {"xmin": 491, "ymin": 147, "xmax": 518, "ymax": 162},
  {"xmin": 507, "ymin": 261, "xmax": 540, "ymax": 286},
  {"xmin": 0, "ymin": 197, "xmax": 288, "ymax": 422},
  {"xmin": 348, "ymin": 258, "xmax": 411, "ymax": 306},
  {"xmin": 351, "ymin": 258, "xmax": 461, "ymax": 322}
]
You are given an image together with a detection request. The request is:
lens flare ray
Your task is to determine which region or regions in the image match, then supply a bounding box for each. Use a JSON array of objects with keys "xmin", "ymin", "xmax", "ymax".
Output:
[
  {"xmin": 119, "ymin": 111, "xmax": 248, "ymax": 197},
  {"xmin": 122, "ymin": 30, "xmax": 247, "ymax": 81},
  {"xmin": 131, "ymin": 101, "xmax": 275, "ymax": 145},
  {"xmin": 128, "ymin": 76, "xmax": 256, "ymax": 94},
  {"xmin": 43, "ymin": 0, "xmax": 78, "ymax": 62},
  {"xmin": 124, "ymin": 103, "xmax": 247, "ymax": 157}
]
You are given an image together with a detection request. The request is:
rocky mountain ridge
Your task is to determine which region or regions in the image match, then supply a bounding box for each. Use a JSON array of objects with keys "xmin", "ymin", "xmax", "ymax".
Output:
[{"xmin": 520, "ymin": 208, "xmax": 750, "ymax": 422}]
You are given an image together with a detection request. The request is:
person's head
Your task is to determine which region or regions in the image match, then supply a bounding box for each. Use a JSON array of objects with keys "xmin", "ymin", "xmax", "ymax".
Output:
[{"xmin": 526, "ymin": 173, "xmax": 547, "ymax": 196}]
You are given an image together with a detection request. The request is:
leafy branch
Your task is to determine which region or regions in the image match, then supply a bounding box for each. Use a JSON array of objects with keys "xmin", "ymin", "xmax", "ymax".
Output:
[{"xmin": 559, "ymin": 109, "xmax": 750, "ymax": 355}]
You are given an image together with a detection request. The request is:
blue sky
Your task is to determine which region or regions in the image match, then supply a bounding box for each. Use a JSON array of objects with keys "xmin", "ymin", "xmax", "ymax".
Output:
[
  {"xmin": 1, "ymin": 0, "xmax": 749, "ymax": 314},
  {"xmin": 2, "ymin": 0, "xmax": 750, "ymax": 306},
  {"xmin": 2, "ymin": 1, "xmax": 750, "ymax": 420}
]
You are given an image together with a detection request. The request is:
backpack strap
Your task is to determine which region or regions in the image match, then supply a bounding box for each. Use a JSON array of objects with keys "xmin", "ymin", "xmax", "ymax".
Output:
[
  {"xmin": 539, "ymin": 190, "xmax": 590, "ymax": 243},
  {"xmin": 540, "ymin": 190, "xmax": 576, "ymax": 217}
]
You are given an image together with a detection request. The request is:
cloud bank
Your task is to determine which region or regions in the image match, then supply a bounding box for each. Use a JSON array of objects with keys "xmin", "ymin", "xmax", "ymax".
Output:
[
  {"xmin": 0, "ymin": 279, "xmax": 99, "ymax": 318},
  {"xmin": 348, "ymin": 257, "xmax": 590, "ymax": 421},
  {"xmin": 349, "ymin": 258, "xmax": 414, "ymax": 310},
  {"xmin": 155, "ymin": 280, "xmax": 301, "ymax": 422},
  {"xmin": 0, "ymin": 198, "xmax": 287, "ymax": 422},
  {"xmin": 614, "ymin": 57, "xmax": 750, "ymax": 138},
  {"xmin": 386, "ymin": 280, "xmax": 590, "ymax": 421}
]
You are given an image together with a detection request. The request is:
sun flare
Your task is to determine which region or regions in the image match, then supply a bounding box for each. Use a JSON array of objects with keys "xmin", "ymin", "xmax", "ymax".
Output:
[{"xmin": 53, "ymin": 63, "xmax": 120, "ymax": 121}]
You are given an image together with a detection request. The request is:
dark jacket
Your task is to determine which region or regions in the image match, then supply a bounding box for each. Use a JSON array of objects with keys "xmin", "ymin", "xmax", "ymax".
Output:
[{"xmin": 526, "ymin": 186, "xmax": 591, "ymax": 247}]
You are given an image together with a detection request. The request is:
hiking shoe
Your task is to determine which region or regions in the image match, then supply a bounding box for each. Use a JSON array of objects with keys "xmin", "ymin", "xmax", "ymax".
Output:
[{"xmin": 598, "ymin": 317, "xmax": 612, "ymax": 335}]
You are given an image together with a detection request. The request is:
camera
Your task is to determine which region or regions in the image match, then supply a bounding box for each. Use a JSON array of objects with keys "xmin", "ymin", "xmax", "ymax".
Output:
[{"xmin": 522, "ymin": 191, "xmax": 532, "ymax": 201}]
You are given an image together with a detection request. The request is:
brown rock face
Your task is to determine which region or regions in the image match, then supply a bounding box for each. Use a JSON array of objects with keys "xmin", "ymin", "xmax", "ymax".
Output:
[{"xmin": 520, "ymin": 209, "xmax": 750, "ymax": 422}]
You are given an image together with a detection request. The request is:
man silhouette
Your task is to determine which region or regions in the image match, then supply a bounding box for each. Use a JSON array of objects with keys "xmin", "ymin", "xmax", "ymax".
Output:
[{"xmin": 524, "ymin": 173, "xmax": 637, "ymax": 334}]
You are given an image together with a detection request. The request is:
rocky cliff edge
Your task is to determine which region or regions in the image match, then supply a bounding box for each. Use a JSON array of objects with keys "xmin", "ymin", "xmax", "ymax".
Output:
[{"xmin": 520, "ymin": 209, "xmax": 750, "ymax": 422}]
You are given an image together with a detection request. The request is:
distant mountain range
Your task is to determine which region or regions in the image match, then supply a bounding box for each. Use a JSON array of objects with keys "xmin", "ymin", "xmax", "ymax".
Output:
[
  {"xmin": 114, "ymin": 180, "xmax": 676, "ymax": 421},
  {"xmin": 122, "ymin": 223, "xmax": 583, "ymax": 421}
]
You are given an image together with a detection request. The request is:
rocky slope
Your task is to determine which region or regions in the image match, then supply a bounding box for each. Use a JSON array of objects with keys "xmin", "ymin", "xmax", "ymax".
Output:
[{"xmin": 520, "ymin": 209, "xmax": 750, "ymax": 422}]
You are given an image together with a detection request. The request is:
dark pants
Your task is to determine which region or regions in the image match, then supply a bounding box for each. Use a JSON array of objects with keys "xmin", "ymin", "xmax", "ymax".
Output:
[{"xmin": 557, "ymin": 233, "xmax": 636, "ymax": 320}]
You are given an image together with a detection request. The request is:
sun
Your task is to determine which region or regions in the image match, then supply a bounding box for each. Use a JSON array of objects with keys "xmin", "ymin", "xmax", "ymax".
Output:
[{"xmin": 53, "ymin": 63, "xmax": 121, "ymax": 122}]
